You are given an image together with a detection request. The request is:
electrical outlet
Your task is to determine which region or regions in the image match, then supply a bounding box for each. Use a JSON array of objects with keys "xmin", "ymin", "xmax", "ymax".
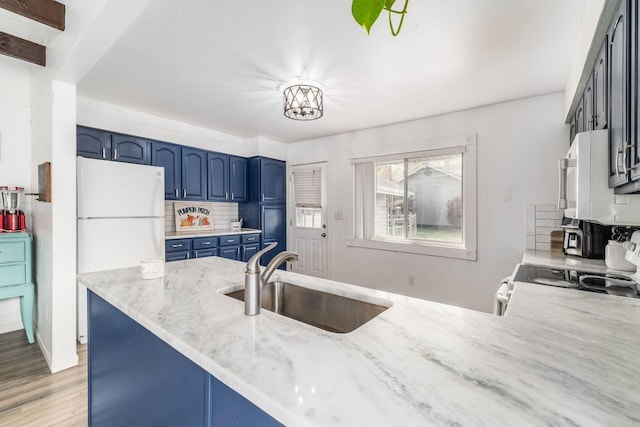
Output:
[{"xmin": 408, "ymin": 275, "xmax": 415, "ymax": 287}]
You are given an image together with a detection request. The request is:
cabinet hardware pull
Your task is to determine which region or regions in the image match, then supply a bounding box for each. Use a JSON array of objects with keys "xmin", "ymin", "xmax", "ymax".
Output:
[
  {"xmin": 113, "ymin": 149, "xmax": 118, "ymax": 160},
  {"xmin": 172, "ymin": 244, "xmax": 182, "ymax": 248},
  {"xmin": 174, "ymin": 189, "xmax": 179, "ymax": 198},
  {"xmin": 203, "ymin": 241, "xmax": 211, "ymax": 245},
  {"xmin": 225, "ymin": 192, "xmax": 228, "ymax": 200},
  {"xmin": 616, "ymin": 147, "xmax": 624, "ymax": 176},
  {"xmin": 231, "ymin": 192, "xmax": 235, "ymax": 200},
  {"xmin": 558, "ymin": 158, "xmax": 575, "ymax": 209},
  {"xmin": 623, "ymin": 144, "xmax": 633, "ymax": 174},
  {"xmin": 101, "ymin": 147, "xmax": 106, "ymax": 159},
  {"xmin": 183, "ymin": 189, "xmax": 187, "ymax": 198}
]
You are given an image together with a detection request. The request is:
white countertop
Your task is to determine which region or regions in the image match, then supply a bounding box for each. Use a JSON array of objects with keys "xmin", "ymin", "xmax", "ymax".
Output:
[
  {"xmin": 77, "ymin": 257, "xmax": 640, "ymax": 426},
  {"xmin": 522, "ymin": 249, "xmax": 637, "ymax": 275},
  {"xmin": 165, "ymin": 228, "xmax": 261, "ymax": 240}
]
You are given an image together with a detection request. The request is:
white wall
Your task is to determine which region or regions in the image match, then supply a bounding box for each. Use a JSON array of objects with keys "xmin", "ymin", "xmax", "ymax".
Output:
[
  {"xmin": 0, "ymin": 56, "xmax": 33, "ymax": 334},
  {"xmin": 288, "ymin": 92, "xmax": 568, "ymax": 313}
]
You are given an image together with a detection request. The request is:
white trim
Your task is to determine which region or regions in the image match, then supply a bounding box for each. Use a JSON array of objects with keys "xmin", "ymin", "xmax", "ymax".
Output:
[
  {"xmin": 348, "ymin": 134, "xmax": 477, "ymax": 261},
  {"xmin": 346, "ymin": 238, "xmax": 476, "ymax": 260},
  {"xmin": 351, "ymin": 145, "xmax": 466, "ymax": 164}
]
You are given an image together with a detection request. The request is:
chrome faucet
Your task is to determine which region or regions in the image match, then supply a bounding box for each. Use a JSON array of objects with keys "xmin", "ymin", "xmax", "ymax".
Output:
[{"xmin": 244, "ymin": 242, "xmax": 299, "ymax": 316}]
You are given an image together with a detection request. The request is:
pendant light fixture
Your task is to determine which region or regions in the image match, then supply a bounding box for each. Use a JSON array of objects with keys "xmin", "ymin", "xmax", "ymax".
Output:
[{"xmin": 283, "ymin": 84, "xmax": 323, "ymax": 120}]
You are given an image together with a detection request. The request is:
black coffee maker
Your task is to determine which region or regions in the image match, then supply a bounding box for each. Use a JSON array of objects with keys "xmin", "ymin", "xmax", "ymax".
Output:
[{"xmin": 561, "ymin": 217, "xmax": 611, "ymax": 259}]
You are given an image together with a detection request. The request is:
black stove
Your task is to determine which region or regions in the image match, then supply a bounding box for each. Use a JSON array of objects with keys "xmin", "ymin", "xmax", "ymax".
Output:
[{"xmin": 513, "ymin": 264, "xmax": 639, "ymax": 299}]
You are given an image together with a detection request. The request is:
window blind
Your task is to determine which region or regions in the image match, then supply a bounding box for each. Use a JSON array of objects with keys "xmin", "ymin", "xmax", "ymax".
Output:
[{"xmin": 292, "ymin": 168, "xmax": 321, "ymax": 208}]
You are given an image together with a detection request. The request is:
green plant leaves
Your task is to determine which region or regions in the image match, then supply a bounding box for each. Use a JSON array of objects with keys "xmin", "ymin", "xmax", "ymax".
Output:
[
  {"xmin": 352, "ymin": 0, "xmax": 385, "ymax": 34},
  {"xmin": 352, "ymin": 0, "xmax": 408, "ymax": 36}
]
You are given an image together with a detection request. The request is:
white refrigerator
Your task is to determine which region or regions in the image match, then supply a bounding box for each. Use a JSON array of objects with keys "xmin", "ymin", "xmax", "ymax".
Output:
[{"xmin": 77, "ymin": 157, "xmax": 165, "ymax": 343}]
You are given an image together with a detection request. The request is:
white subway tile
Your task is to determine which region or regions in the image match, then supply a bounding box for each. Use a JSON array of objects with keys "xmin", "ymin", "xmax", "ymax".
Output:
[
  {"xmin": 536, "ymin": 211, "xmax": 564, "ymax": 220},
  {"xmin": 535, "ymin": 242, "xmax": 551, "ymax": 251},
  {"xmin": 536, "ymin": 219, "xmax": 556, "ymax": 228}
]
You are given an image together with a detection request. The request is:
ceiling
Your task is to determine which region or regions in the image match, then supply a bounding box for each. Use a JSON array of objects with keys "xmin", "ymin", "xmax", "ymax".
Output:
[{"xmin": 77, "ymin": 0, "xmax": 587, "ymax": 143}]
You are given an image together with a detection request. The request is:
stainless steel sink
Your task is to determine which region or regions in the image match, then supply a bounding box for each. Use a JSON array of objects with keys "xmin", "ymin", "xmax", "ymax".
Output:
[{"xmin": 224, "ymin": 281, "xmax": 391, "ymax": 333}]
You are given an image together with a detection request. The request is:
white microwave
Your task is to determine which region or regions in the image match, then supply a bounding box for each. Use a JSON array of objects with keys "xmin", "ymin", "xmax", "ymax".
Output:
[{"xmin": 558, "ymin": 130, "xmax": 640, "ymax": 226}]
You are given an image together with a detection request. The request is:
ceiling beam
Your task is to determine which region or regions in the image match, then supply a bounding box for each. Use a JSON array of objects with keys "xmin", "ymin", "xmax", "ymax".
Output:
[
  {"xmin": 0, "ymin": 31, "xmax": 45, "ymax": 66},
  {"xmin": 0, "ymin": 0, "xmax": 65, "ymax": 31}
]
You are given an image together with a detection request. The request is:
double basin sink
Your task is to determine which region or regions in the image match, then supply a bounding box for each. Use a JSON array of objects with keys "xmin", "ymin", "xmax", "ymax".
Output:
[{"xmin": 223, "ymin": 281, "xmax": 391, "ymax": 333}]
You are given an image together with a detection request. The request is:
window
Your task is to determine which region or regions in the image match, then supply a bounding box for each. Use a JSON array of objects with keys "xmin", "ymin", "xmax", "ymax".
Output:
[
  {"xmin": 292, "ymin": 167, "xmax": 323, "ymax": 229},
  {"xmin": 349, "ymin": 136, "xmax": 476, "ymax": 260}
]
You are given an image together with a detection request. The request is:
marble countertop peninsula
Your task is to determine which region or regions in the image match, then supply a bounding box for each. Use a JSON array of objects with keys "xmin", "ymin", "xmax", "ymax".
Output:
[
  {"xmin": 165, "ymin": 228, "xmax": 261, "ymax": 240},
  {"xmin": 77, "ymin": 257, "xmax": 640, "ymax": 426}
]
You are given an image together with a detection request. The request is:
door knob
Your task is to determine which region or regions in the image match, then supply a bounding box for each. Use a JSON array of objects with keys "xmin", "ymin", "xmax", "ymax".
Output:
[{"xmin": 321, "ymin": 233, "xmax": 326, "ymax": 238}]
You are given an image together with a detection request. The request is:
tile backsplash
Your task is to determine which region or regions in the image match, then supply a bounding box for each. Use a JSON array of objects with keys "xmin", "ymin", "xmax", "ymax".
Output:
[
  {"xmin": 526, "ymin": 204, "xmax": 564, "ymax": 251},
  {"xmin": 164, "ymin": 202, "xmax": 239, "ymax": 233}
]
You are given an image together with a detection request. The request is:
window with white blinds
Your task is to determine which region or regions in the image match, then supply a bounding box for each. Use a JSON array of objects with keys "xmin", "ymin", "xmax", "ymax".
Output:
[{"xmin": 292, "ymin": 168, "xmax": 322, "ymax": 208}]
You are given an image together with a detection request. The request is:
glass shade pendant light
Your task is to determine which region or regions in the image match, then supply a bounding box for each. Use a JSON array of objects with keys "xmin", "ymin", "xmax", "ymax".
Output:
[{"xmin": 283, "ymin": 84, "xmax": 323, "ymax": 120}]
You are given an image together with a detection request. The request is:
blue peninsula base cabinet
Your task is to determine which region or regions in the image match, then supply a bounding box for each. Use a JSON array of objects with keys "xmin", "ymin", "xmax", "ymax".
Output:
[{"xmin": 88, "ymin": 291, "xmax": 281, "ymax": 427}]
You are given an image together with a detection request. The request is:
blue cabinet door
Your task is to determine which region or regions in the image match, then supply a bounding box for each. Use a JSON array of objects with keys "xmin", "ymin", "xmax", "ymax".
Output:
[
  {"xmin": 88, "ymin": 292, "xmax": 209, "ymax": 426},
  {"xmin": 229, "ymin": 156, "xmax": 248, "ymax": 202},
  {"xmin": 260, "ymin": 158, "xmax": 286, "ymax": 204},
  {"xmin": 242, "ymin": 243, "xmax": 260, "ymax": 262},
  {"xmin": 262, "ymin": 205, "xmax": 286, "ymax": 242},
  {"xmin": 194, "ymin": 248, "xmax": 218, "ymax": 259},
  {"xmin": 111, "ymin": 134, "xmax": 151, "ymax": 165},
  {"xmin": 88, "ymin": 292, "xmax": 282, "ymax": 426},
  {"xmin": 77, "ymin": 126, "xmax": 111, "ymax": 160},
  {"xmin": 182, "ymin": 147, "xmax": 207, "ymax": 200},
  {"xmin": 207, "ymin": 152, "xmax": 229, "ymax": 201},
  {"xmin": 219, "ymin": 246, "xmax": 240, "ymax": 260},
  {"xmin": 152, "ymin": 142, "xmax": 182, "ymax": 200}
]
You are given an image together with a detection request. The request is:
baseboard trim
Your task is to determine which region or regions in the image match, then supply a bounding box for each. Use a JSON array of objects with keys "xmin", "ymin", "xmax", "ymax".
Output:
[
  {"xmin": 36, "ymin": 328, "xmax": 53, "ymax": 370},
  {"xmin": 0, "ymin": 321, "xmax": 23, "ymax": 335}
]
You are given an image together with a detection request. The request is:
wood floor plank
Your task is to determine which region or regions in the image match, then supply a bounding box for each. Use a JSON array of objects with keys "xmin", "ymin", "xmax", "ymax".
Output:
[{"xmin": 0, "ymin": 330, "xmax": 87, "ymax": 426}]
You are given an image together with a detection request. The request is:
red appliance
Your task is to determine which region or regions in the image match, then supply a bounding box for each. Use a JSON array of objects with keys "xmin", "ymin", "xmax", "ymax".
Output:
[{"xmin": 0, "ymin": 186, "xmax": 26, "ymax": 231}]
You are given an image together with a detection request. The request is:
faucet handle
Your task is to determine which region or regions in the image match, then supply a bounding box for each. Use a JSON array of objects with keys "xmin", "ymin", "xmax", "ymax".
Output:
[{"xmin": 245, "ymin": 242, "xmax": 278, "ymax": 273}]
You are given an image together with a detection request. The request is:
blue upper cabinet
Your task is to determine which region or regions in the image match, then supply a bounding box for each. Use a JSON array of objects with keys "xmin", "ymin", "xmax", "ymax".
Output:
[
  {"xmin": 182, "ymin": 147, "xmax": 207, "ymax": 200},
  {"xmin": 77, "ymin": 126, "xmax": 112, "ymax": 160},
  {"xmin": 152, "ymin": 142, "xmax": 182, "ymax": 200},
  {"xmin": 111, "ymin": 133, "xmax": 151, "ymax": 165},
  {"xmin": 260, "ymin": 158, "xmax": 286, "ymax": 204},
  {"xmin": 229, "ymin": 156, "xmax": 247, "ymax": 202},
  {"xmin": 207, "ymin": 152, "xmax": 229, "ymax": 201},
  {"xmin": 207, "ymin": 153, "xmax": 247, "ymax": 202}
]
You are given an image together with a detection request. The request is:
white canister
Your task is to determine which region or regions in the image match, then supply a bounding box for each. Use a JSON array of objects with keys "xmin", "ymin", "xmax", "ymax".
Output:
[
  {"xmin": 605, "ymin": 241, "xmax": 636, "ymax": 271},
  {"xmin": 140, "ymin": 258, "xmax": 165, "ymax": 279}
]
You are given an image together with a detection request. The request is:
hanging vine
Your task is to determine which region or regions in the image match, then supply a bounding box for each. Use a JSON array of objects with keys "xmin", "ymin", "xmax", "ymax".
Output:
[{"xmin": 352, "ymin": 0, "xmax": 410, "ymax": 36}]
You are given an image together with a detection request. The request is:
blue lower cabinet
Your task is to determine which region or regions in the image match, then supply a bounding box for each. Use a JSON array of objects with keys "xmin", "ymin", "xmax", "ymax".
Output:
[
  {"xmin": 166, "ymin": 251, "xmax": 191, "ymax": 262},
  {"xmin": 166, "ymin": 239, "xmax": 192, "ymax": 254},
  {"xmin": 88, "ymin": 292, "xmax": 281, "ymax": 426},
  {"xmin": 241, "ymin": 243, "xmax": 260, "ymax": 262},
  {"xmin": 261, "ymin": 239, "xmax": 287, "ymax": 269},
  {"xmin": 165, "ymin": 235, "xmax": 262, "ymax": 263},
  {"xmin": 194, "ymin": 248, "xmax": 218, "ymax": 259},
  {"xmin": 219, "ymin": 246, "xmax": 241, "ymax": 261}
]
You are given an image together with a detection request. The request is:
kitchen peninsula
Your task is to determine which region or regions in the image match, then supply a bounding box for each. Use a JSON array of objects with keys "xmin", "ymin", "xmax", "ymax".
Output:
[{"xmin": 77, "ymin": 257, "xmax": 640, "ymax": 426}]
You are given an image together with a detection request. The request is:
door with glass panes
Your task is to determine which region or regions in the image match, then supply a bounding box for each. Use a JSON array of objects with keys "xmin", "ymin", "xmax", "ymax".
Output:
[{"xmin": 289, "ymin": 163, "xmax": 328, "ymax": 278}]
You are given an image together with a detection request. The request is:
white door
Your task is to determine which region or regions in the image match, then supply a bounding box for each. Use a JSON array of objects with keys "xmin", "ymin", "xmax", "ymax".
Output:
[{"xmin": 290, "ymin": 163, "xmax": 329, "ymax": 278}]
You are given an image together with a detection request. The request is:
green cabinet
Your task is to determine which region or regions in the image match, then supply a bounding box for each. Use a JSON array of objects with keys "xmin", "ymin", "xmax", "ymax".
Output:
[{"xmin": 0, "ymin": 232, "xmax": 34, "ymax": 344}]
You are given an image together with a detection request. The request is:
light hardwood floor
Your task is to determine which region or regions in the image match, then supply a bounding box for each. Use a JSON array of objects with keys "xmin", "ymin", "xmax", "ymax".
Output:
[{"xmin": 0, "ymin": 330, "xmax": 87, "ymax": 426}]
